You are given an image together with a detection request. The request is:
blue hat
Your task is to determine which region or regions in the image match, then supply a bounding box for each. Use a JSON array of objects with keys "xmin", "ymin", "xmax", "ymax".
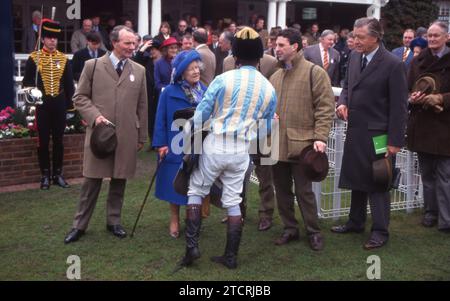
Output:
[
  {"xmin": 171, "ymin": 50, "xmax": 202, "ymax": 83},
  {"xmin": 410, "ymin": 37, "xmax": 428, "ymax": 52}
]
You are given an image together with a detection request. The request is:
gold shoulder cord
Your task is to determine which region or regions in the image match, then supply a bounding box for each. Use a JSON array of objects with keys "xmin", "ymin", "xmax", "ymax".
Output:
[{"xmin": 30, "ymin": 50, "xmax": 67, "ymax": 97}]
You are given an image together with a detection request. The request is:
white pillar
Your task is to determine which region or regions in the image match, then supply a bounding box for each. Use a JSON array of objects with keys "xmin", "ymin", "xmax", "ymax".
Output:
[
  {"xmin": 267, "ymin": 0, "xmax": 277, "ymax": 32},
  {"xmin": 277, "ymin": 0, "xmax": 288, "ymax": 29},
  {"xmin": 138, "ymin": 0, "xmax": 149, "ymax": 36},
  {"xmin": 151, "ymin": 0, "xmax": 162, "ymax": 37}
]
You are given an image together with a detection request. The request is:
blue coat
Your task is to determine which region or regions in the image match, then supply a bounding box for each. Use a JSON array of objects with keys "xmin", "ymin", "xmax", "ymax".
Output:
[
  {"xmin": 392, "ymin": 46, "xmax": 414, "ymax": 69},
  {"xmin": 152, "ymin": 82, "xmax": 207, "ymax": 205},
  {"xmin": 154, "ymin": 57, "xmax": 172, "ymax": 93}
]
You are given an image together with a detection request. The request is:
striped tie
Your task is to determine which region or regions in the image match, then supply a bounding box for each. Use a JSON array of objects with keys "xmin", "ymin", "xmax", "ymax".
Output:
[
  {"xmin": 402, "ymin": 47, "xmax": 409, "ymax": 62},
  {"xmin": 323, "ymin": 49, "xmax": 329, "ymax": 70}
]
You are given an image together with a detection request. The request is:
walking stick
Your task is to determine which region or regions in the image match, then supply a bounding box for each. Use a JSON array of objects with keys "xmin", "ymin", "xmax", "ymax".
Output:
[{"xmin": 130, "ymin": 155, "xmax": 164, "ymax": 238}]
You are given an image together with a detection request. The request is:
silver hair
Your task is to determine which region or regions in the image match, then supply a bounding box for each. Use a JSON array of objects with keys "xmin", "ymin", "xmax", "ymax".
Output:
[
  {"xmin": 110, "ymin": 25, "xmax": 135, "ymax": 43},
  {"xmin": 31, "ymin": 10, "xmax": 41, "ymax": 19},
  {"xmin": 354, "ymin": 17, "xmax": 384, "ymax": 41},
  {"xmin": 320, "ymin": 29, "xmax": 335, "ymax": 38},
  {"xmin": 220, "ymin": 31, "xmax": 234, "ymax": 44},
  {"xmin": 429, "ymin": 21, "xmax": 449, "ymax": 34}
]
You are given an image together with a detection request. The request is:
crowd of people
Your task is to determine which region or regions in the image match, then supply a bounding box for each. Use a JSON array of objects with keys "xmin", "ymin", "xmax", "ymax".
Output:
[{"xmin": 21, "ymin": 10, "xmax": 450, "ymax": 270}]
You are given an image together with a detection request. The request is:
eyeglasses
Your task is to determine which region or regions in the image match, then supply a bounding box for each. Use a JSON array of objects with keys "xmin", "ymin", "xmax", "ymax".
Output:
[{"xmin": 427, "ymin": 33, "xmax": 445, "ymax": 38}]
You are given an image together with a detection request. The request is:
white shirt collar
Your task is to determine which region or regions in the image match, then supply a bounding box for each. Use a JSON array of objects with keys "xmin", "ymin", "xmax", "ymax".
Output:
[
  {"xmin": 110, "ymin": 52, "xmax": 127, "ymax": 69},
  {"xmin": 363, "ymin": 46, "xmax": 380, "ymax": 64}
]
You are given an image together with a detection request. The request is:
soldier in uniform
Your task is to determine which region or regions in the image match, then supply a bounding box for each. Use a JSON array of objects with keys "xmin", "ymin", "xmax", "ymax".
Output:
[{"xmin": 23, "ymin": 19, "xmax": 75, "ymax": 190}]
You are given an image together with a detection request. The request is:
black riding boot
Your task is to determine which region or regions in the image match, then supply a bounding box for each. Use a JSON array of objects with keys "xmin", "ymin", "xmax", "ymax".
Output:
[
  {"xmin": 180, "ymin": 204, "xmax": 202, "ymax": 266},
  {"xmin": 40, "ymin": 169, "xmax": 50, "ymax": 190},
  {"xmin": 53, "ymin": 168, "xmax": 70, "ymax": 188},
  {"xmin": 211, "ymin": 215, "xmax": 243, "ymax": 269}
]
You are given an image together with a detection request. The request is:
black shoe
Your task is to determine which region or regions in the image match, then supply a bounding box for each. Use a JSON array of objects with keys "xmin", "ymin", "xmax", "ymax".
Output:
[
  {"xmin": 40, "ymin": 169, "xmax": 50, "ymax": 190},
  {"xmin": 53, "ymin": 173, "xmax": 70, "ymax": 188},
  {"xmin": 106, "ymin": 224, "xmax": 127, "ymax": 238},
  {"xmin": 64, "ymin": 228, "xmax": 85, "ymax": 244},
  {"xmin": 438, "ymin": 228, "xmax": 450, "ymax": 234},
  {"xmin": 422, "ymin": 217, "xmax": 437, "ymax": 228},
  {"xmin": 330, "ymin": 224, "xmax": 364, "ymax": 234}
]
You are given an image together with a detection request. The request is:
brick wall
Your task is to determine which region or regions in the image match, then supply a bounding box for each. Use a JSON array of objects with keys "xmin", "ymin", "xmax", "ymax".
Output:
[{"xmin": 0, "ymin": 134, "xmax": 85, "ymax": 187}]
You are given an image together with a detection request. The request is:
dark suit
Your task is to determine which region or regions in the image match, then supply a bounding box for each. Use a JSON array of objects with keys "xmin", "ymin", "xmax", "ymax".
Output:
[
  {"xmin": 337, "ymin": 46, "xmax": 408, "ymax": 241},
  {"xmin": 133, "ymin": 50, "xmax": 158, "ymax": 140},
  {"xmin": 22, "ymin": 25, "xmax": 38, "ymax": 53},
  {"xmin": 303, "ymin": 44, "xmax": 341, "ymax": 87},
  {"xmin": 93, "ymin": 25, "xmax": 111, "ymax": 51},
  {"xmin": 71, "ymin": 47, "xmax": 107, "ymax": 81},
  {"xmin": 214, "ymin": 48, "xmax": 229, "ymax": 76}
]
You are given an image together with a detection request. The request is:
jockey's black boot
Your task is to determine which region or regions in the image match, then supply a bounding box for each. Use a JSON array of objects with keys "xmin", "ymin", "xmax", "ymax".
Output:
[{"xmin": 211, "ymin": 215, "xmax": 243, "ymax": 269}]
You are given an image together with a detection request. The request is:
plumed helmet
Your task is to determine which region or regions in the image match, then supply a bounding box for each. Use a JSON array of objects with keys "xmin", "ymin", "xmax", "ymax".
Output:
[{"xmin": 40, "ymin": 18, "xmax": 62, "ymax": 39}]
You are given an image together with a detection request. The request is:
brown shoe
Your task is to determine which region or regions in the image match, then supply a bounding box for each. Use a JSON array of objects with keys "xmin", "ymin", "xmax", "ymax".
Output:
[
  {"xmin": 308, "ymin": 233, "xmax": 324, "ymax": 251},
  {"xmin": 363, "ymin": 238, "xmax": 387, "ymax": 250},
  {"xmin": 258, "ymin": 218, "xmax": 273, "ymax": 231},
  {"xmin": 274, "ymin": 232, "xmax": 299, "ymax": 246}
]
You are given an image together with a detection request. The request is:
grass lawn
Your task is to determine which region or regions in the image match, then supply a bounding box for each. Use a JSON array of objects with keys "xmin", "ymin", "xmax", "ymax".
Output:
[{"xmin": 0, "ymin": 149, "xmax": 449, "ymax": 281}]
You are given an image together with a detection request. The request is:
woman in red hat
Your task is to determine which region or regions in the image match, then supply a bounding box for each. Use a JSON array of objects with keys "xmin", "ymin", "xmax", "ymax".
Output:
[{"xmin": 154, "ymin": 37, "xmax": 179, "ymax": 93}]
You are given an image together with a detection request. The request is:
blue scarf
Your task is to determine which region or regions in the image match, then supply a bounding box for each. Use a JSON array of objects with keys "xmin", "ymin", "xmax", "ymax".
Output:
[{"xmin": 180, "ymin": 80, "xmax": 203, "ymax": 105}]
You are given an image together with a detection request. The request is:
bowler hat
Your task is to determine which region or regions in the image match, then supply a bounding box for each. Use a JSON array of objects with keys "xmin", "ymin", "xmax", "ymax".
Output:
[
  {"xmin": 372, "ymin": 157, "xmax": 393, "ymax": 191},
  {"xmin": 412, "ymin": 73, "xmax": 440, "ymax": 95},
  {"xmin": 298, "ymin": 145, "xmax": 329, "ymax": 182},
  {"xmin": 90, "ymin": 123, "xmax": 117, "ymax": 159}
]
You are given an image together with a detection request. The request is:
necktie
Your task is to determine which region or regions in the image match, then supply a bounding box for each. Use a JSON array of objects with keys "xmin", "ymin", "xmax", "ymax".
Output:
[
  {"xmin": 361, "ymin": 55, "xmax": 368, "ymax": 72},
  {"xmin": 91, "ymin": 51, "xmax": 96, "ymax": 58},
  {"xmin": 323, "ymin": 49, "xmax": 329, "ymax": 70},
  {"xmin": 116, "ymin": 60, "xmax": 123, "ymax": 77},
  {"xmin": 402, "ymin": 47, "xmax": 409, "ymax": 62}
]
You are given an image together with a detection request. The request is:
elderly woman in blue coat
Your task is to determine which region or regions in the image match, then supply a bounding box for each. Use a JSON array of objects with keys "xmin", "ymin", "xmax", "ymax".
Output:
[{"xmin": 152, "ymin": 50, "xmax": 206, "ymax": 238}]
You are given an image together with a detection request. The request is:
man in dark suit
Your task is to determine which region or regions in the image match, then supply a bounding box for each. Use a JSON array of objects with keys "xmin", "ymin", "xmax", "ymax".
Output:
[
  {"xmin": 22, "ymin": 10, "xmax": 41, "ymax": 53},
  {"xmin": 391, "ymin": 29, "xmax": 415, "ymax": 69},
  {"xmin": 303, "ymin": 30, "xmax": 341, "ymax": 87},
  {"xmin": 71, "ymin": 32, "xmax": 106, "ymax": 81},
  {"xmin": 91, "ymin": 15, "xmax": 111, "ymax": 51},
  {"xmin": 332, "ymin": 17, "xmax": 408, "ymax": 250},
  {"xmin": 214, "ymin": 31, "xmax": 233, "ymax": 76}
]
